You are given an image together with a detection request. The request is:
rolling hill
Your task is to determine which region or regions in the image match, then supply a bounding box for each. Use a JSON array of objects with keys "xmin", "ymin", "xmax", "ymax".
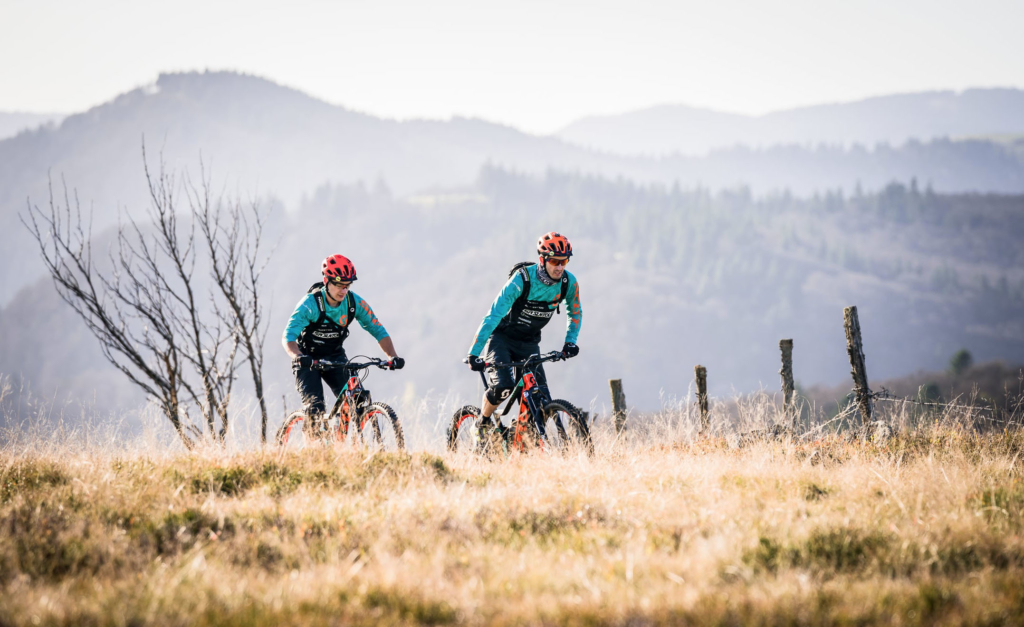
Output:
[
  {"xmin": 558, "ymin": 89, "xmax": 1024, "ymax": 156},
  {"xmin": 3, "ymin": 72, "xmax": 1023, "ymax": 305}
]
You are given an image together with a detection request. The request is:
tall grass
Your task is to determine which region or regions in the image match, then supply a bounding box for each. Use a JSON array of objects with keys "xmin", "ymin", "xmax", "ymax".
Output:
[{"xmin": 2, "ymin": 392, "xmax": 1023, "ymax": 626}]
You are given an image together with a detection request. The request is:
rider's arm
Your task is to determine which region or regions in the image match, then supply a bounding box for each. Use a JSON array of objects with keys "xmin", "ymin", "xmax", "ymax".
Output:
[
  {"xmin": 351, "ymin": 293, "xmax": 392, "ymax": 339},
  {"xmin": 281, "ymin": 293, "xmax": 319, "ymax": 358},
  {"xmin": 564, "ymin": 275, "xmax": 582, "ymax": 345},
  {"xmin": 351, "ymin": 294, "xmax": 397, "ymax": 359},
  {"xmin": 377, "ymin": 337, "xmax": 398, "ymax": 359},
  {"xmin": 468, "ymin": 273, "xmax": 525, "ymax": 356}
]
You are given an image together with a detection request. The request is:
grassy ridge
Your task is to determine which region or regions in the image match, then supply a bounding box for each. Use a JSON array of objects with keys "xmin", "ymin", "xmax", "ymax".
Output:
[{"xmin": 2, "ymin": 419, "xmax": 1024, "ymax": 625}]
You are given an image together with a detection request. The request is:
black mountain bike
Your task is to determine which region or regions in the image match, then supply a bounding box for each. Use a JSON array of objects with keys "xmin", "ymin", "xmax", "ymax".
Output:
[
  {"xmin": 448, "ymin": 351, "xmax": 592, "ymax": 455},
  {"xmin": 277, "ymin": 358, "xmax": 405, "ymax": 451}
]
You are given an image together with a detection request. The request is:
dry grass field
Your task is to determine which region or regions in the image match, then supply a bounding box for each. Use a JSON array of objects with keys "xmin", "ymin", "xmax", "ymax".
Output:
[{"xmin": 2, "ymin": 396, "xmax": 1024, "ymax": 626}]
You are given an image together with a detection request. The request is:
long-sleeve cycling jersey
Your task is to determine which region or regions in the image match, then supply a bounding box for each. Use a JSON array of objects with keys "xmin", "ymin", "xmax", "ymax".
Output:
[
  {"xmin": 468, "ymin": 264, "xmax": 581, "ymax": 356},
  {"xmin": 283, "ymin": 288, "xmax": 389, "ymax": 345}
]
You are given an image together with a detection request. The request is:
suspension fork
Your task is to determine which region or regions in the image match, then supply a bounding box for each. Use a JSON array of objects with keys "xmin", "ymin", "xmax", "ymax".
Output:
[{"xmin": 523, "ymin": 388, "xmax": 547, "ymax": 439}]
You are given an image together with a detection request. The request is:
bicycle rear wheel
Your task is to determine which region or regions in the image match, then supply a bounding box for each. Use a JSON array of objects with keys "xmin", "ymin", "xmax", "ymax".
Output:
[
  {"xmin": 357, "ymin": 402, "xmax": 406, "ymax": 451},
  {"xmin": 544, "ymin": 399, "xmax": 593, "ymax": 455}
]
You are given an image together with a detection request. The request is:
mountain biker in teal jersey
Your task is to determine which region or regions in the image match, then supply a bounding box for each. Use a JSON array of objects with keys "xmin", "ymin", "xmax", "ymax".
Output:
[
  {"xmin": 466, "ymin": 232, "xmax": 582, "ymax": 439},
  {"xmin": 283, "ymin": 254, "xmax": 404, "ymax": 428}
]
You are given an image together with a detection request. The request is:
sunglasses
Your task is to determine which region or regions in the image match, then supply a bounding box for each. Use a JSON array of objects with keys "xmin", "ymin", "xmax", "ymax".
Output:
[
  {"xmin": 545, "ymin": 257, "xmax": 570, "ymax": 267},
  {"xmin": 328, "ymin": 278, "xmax": 353, "ymax": 288}
]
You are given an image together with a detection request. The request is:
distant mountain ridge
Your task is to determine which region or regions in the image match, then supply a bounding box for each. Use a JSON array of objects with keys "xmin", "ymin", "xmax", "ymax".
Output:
[
  {"xmin": 557, "ymin": 89, "xmax": 1024, "ymax": 156},
  {"xmin": 1, "ymin": 72, "xmax": 1023, "ymax": 305},
  {"xmin": 0, "ymin": 111, "xmax": 65, "ymax": 141}
]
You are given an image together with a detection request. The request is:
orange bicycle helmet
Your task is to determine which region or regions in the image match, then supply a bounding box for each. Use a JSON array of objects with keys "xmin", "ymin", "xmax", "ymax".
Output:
[
  {"xmin": 321, "ymin": 254, "xmax": 357, "ymax": 283},
  {"xmin": 537, "ymin": 232, "xmax": 573, "ymax": 258}
]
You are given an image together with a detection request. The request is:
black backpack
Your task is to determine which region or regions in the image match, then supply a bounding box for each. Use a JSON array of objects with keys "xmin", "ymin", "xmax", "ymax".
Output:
[
  {"xmin": 307, "ymin": 282, "xmax": 356, "ymax": 322},
  {"xmin": 507, "ymin": 262, "xmax": 569, "ymax": 314},
  {"xmin": 296, "ymin": 282, "xmax": 357, "ymax": 358}
]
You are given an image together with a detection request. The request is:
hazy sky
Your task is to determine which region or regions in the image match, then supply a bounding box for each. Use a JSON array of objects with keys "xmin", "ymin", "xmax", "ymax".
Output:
[{"xmin": 2, "ymin": 0, "xmax": 1022, "ymax": 134}]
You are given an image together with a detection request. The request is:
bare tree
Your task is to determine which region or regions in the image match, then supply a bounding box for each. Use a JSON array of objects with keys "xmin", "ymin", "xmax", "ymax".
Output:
[
  {"xmin": 21, "ymin": 150, "xmax": 272, "ymax": 447},
  {"xmin": 189, "ymin": 168, "xmax": 274, "ymax": 443}
]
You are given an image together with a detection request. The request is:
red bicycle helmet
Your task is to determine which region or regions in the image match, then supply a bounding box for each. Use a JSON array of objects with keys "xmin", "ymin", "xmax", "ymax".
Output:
[
  {"xmin": 321, "ymin": 254, "xmax": 357, "ymax": 283},
  {"xmin": 537, "ymin": 232, "xmax": 573, "ymax": 258}
]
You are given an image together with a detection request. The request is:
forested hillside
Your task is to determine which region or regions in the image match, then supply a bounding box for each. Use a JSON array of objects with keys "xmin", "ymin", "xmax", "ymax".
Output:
[
  {"xmin": 0, "ymin": 111, "xmax": 64, "ymax": 140},
  {"xmin": 3, "ymin": 168, "xmax": 1021, "ymax": 432}
]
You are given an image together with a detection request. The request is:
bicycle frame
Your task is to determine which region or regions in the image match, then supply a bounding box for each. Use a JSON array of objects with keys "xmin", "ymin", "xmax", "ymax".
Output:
[
  {"xmin": 316, "ymin": 359, "xmax": 382, "ymax": 442},
  {"xmin": 480, "ymin": 352, "xmax": 565, "ymax": 453}
]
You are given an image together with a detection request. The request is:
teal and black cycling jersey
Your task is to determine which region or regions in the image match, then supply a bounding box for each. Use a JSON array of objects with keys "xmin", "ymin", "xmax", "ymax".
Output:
[
  {"xmin": 469, "ymin": 264, "xmax": 582, "ymax": 356},
  {"xmin": 283, "ymin": 287, "xmax": 389, "ymax": 347}
]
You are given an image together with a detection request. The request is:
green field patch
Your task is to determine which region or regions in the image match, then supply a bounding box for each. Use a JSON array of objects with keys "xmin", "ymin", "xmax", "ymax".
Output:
[
  {"xmin": 475, "ymin": 501, "xmax": 619, "ymax": 547},
  {"xmin": 746, "ymin": 528, "xmax": 900, "ymax": 576},
  {"xmin": 353, "ymin": 452, "xmax": 461, "ymax": 488},
  {"xmin": 0, "ymin": 459, "xmax": 69, "ymax": 502},
  {"xmin": 468, "ymin": 472, "xmax": 491, "ymax": 488},
  {"xmin": 356, "ymin": 452, "xmax": 413, "ymax": 484},
  {"xmin": 720, "ymin": 474, "xmax": 773, "ymax": 492},
  {"xmin": 167, "ymin": 453, "xmax": 455, "ymax": 497},
  {"xmin": 802, "ymin": 482, "xmax": 833, "ymax": 501},
  {"xmin": 189, "ymin": 466, "xmax": 257, "ymax": 496},
  {"xmin": 109, "ymin": 457, "xmax": 158, "ymax": 477},
  {"xmin": 420, "ymin": 453, "xmax": 457, "ymax": 483},
  {"xmin": 0, "ymin": 499, "xmax": 108, "ymax": 582},
  {"xmin": 130, "ymin": 507, "xmax": 233, "ymax": 555},
  {"xmin": 968, "ymin": 477, "xmax": 1024, "ymax": 525},
  {"xmin": 746, "ymin": 527, "xmax": 1024, "ymax": 578},
  {"xmin": 170, "ymin": 461, "xmax": 346, "ymax": 497},
  {"xmin": 362, "ymin": 587, "xmax": 459, "ymax": 625},
  {"xmin": 647, "ymin": 525, "xmax": 687, "ymax": 553}
]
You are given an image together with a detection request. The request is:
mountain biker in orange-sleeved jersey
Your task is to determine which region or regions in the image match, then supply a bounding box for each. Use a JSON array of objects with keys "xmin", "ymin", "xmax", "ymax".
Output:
[
  {"xmin": 466, "ymin": 232, "xmax": 582, "ymax": 440},
  {"xmin": 282, "ymin": 254, "xmax": 404, "ymax": 429}
]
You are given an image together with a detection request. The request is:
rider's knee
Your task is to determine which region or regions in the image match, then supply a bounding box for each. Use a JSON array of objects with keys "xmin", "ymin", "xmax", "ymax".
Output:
[{"xmin": 485, "ymin": 386, "xmax": 513, "ymax": 406}]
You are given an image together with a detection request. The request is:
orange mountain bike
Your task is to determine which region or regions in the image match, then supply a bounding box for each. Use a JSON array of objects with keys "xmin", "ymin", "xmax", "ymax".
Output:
[
  {"xmin": 448, "ymin": 351, "xmax": 592, "ymax": 456},
  {"xmin": 277, "ymin": 358, "xmax": 404, "ymax": 451}
]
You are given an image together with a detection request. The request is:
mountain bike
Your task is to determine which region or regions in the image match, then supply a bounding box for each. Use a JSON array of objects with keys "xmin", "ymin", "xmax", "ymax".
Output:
[
  {"xmin": 276, "ymin": 358, "xmax": 405, "ymax": 451},
  {"xmin": 448, "ymin": 351, "xmax": 592, "ymax": 455}
]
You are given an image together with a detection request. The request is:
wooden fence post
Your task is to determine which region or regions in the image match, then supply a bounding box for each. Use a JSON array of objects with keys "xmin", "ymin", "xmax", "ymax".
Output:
[
  {"xmin": 695, "ymin": 365, "xmax": 709, "ymax": 433},
  {"xmin": 779, "ymin": 339, "xmax": 795, "ymax": 428},
  {"xmin": 843, "ymin": 306, "xmax": 873, "ymax": 425},
  {"xmin": 609, "ymin": 379, "xmax": 627, "ymax": 433}
]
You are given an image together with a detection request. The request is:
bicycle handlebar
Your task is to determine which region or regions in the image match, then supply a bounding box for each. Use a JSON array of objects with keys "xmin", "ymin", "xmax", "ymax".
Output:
[
  {"xmin": 314, "ymin": 358, "xmax": 390, "ymax": 371},
  {"xmin": 463, "ymin": 351, "xmax": 568, "ymax": 370}
]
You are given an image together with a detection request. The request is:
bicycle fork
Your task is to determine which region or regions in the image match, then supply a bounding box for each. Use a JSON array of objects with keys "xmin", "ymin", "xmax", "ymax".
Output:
[{"xmin": 511, "ymin": 374, "xmax": 548, "ymax": 452}]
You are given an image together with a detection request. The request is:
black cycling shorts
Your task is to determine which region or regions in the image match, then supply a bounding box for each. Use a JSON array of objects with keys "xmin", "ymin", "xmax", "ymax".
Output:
[{"xmin": 482, "ymin": 333, "xmax": 549, "ymax": 400}]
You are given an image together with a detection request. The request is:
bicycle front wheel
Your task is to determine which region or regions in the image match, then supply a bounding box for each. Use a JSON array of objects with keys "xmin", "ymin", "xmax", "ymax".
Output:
[
  {"xmin": 276, "ymin": 410, "xmax": 311, "ymax": 450},
  {"xmin": 544, "ymin": 399, "xmax": 593, "ymax": 455},
  {"xmin": 447, "ymin": 405, "xmax": 481, "ymax": 452},
  {"xmin": 357, "ymin": 402, "xmax": 406, "ymax": 451}
]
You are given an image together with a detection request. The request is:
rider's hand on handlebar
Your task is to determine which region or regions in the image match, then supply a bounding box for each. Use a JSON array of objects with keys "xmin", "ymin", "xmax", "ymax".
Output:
[
  {"xmin": 467, "ymin": 355, "xmax": 487, "ymax": 372},
  {"xmin": 561, "ymin": 342, "xmax": 580, "ymax": 359},
  {"xmin": 387, "ymin": 356, "xmax": 405, "ymax": 370},
  {"xmin": 293, "ymin": 354, "xmax": 314, "ymax": 370}
]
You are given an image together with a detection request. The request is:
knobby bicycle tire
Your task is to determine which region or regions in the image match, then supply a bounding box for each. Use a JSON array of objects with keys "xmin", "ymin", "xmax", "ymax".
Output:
[
  {"xmin": 357, "ymin": 401, "xmax": 406, "ymax": 450},
  {"xmin": 276, "ymin": 410, "xmax": 311, "ymax": 448},
  {"xmin": 544, "ymin": 399, "xmax": 593, "ymax": 455},
  {"xmin": 447, "ymin": 405, "xmax": 482, "ymax": 452}
]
